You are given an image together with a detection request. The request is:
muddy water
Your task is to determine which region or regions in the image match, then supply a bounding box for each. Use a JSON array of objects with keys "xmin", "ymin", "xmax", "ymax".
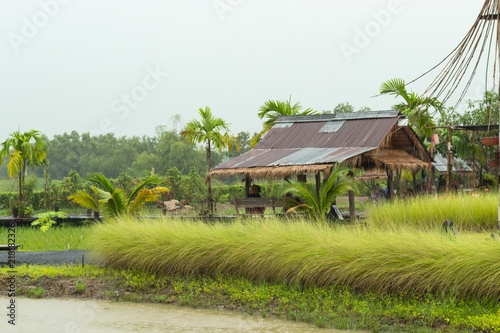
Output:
[{"xmin": 0, "ymin": 297, "xmax": 366, "ymax": 333}]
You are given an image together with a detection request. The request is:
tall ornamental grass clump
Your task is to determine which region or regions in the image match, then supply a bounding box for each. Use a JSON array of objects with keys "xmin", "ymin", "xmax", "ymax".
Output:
[
  {"xmin": 367, "ymin": 193, "xmax": 498, "ymax": 230},
  {"xmin": 89, "ymin": 218, "xmax": 500, "ymax": 301}
]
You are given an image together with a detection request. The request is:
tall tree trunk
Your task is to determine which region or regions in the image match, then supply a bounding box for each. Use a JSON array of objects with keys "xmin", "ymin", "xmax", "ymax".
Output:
[
  {"xmin": 18, "ymin": 171, "xmax": 22, "ymax": 201},
  {"xmin": 207, "ymin": 141, "xmax": 212, "ymax": 216},
  {"xmin": 44, "ymin": 165, "xmax": 48, "ymax": 210}
]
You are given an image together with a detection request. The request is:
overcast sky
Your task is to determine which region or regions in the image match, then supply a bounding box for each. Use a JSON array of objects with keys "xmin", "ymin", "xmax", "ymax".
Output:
[{"xmin": 0, "ymin": 0, "xmax": 488, "ymax": 139}]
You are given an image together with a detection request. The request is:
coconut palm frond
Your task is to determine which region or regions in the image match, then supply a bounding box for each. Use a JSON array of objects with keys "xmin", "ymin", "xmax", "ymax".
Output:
[
  {"xmin": 127, "ymin": 176, "xmax": 163, "ymax": 206},
  {"xmin": 128, "ymin": 187, "xmax": 169, "ymax": 215},
  {"xmin": 279, "ymin": 164, "xmax": 357, "ymax": 222},
  {"xmin": 252, "ymin": 99, "xmax": 318, "ymax": 146},
  {"xmin": 88, "ymin": 173, "xmax": 116, "ymax": 194},
  {"xmin": 0, "ymin": 130, "xmax": 47, "ymax": 200},
  {"xmin": 67, "ymin": 191, "xmax": 100, "ymax": 211},
  {"xmin": 6, "ymin": 150, "xmax": 23, "ymax": 179}
]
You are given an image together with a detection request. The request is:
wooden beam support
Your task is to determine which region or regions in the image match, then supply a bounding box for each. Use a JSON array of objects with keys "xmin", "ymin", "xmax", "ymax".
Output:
[
  {"xmin": 315, "ymin": 172, "xmax": 321, "ymax": 196},
  {"xmin": 348, "ymin": 190, "xmax": 355, "ymax": 222},
  {"xmin": 244, "ymin": 174, "xmax": 251, "ymax": 198}
]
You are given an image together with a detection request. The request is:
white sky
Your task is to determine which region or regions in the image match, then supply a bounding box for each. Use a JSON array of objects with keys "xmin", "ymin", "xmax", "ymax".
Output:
[{"xmin": 0, "ymin": 0, "xmax": 489, "ymax": 139}]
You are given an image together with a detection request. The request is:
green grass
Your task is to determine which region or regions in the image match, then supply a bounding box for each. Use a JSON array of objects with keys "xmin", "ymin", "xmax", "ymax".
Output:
[
  {"xmin": 0, "ymin": 178, "xmax": 45, "ymax": 192},
  {"xmin": 88, "ymin": 217, "xmax": 500, "ymax": 302},
  {"xmin": 2, "ymin": 264, "xmax": 499, "ymax": 332},
  {"xmin": 366, "ymin": 193, "xmax": 499, "ymax": 230},
  {"xmin": 0, "ymin": 226, "xmax": 91, "ymax": 251}
]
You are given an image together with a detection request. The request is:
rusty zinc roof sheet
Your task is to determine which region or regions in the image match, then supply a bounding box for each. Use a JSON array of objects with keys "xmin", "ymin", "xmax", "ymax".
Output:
[
  {"xmin": 214, "ymin": 111, "xmax": 401, "ymax": 170},
  {"xmin": 214, "ymin": 147, "xmax": 375, "ymax": 170},
  {"xmin": 254, "ymin": 116, "xmax": 398, "ymax": 149}
]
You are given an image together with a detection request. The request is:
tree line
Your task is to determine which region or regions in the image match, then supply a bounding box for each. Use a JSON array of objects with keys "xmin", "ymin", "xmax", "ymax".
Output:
[{"xmin": 0, "ymin": 127, "xmax": 254, "ymax": 181}]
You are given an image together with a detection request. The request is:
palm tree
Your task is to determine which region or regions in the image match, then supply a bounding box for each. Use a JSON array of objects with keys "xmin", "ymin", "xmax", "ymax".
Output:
[
  {"xmin": 380, "ymin": 78, "xmax": 443, "ymax": 139},
  {"xmin": 0, "ymin": 130, "xmax": 46, "ymax": 201},
  {"xmin": 278, "ymin": 165, "xmax": 357, "ymax": 223},
  {"xmin": 68, "ymin": 173, "xmax": 169, "ymax": 218},
  {"xmin": 250, "ymin": 98, "xmax": 318, "ymax": 147},
  {"xmin": 180, "ymin": 107, "xmax": 238, "ymax": 214}
]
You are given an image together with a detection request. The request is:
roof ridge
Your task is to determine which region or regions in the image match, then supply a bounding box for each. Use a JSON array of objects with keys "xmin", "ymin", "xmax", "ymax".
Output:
[{"xmin": 275, "ymin": 110, "xmax": 399, "ymax": 123}]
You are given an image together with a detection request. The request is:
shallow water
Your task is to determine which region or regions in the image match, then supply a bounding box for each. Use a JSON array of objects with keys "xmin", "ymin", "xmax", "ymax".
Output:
[{"xmin": 0, "ymin": 297, "xmax": 366, "ymax": 333}]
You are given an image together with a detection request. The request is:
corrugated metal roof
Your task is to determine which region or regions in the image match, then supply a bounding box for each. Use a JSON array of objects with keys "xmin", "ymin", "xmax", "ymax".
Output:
[
  {"xmin": 212, "ymin": 111, "xmax": 420, "ymax": 172},
  {"xmin": 255, "ymin": 117, "xmax": 397, "ymax": 149},
  {"xmin": 433, "ymin": 153, "xmax": 472, "ymax": 173},
  {"xmin": 275, "ymin": 110, "xmax": 399, "ymax": 123},
  {"xmin": 214, "ymin": 147, "xmax": 375, "ymax": 170}
]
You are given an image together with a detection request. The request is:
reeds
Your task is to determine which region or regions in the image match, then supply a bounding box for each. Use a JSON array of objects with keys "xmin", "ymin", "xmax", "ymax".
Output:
[
  {"xmin": 367, "ymin": 193, "xmax": 498, "ymax": 230},
  {"xmin": 89, "ymin": 218, "xmax": 500, "ymax": 300}
]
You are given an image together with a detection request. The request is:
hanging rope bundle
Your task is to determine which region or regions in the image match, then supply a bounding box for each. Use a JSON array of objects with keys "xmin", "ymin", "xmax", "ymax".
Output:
[{"xmin": 407, "ymin": 0, "xmax": 500, "ymax": 126}]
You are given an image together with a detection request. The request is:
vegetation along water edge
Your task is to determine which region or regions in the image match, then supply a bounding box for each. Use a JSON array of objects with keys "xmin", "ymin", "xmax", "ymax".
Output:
[{"xmin": 1, "ymin": 264, "xmax": 499, "ymax": 332}]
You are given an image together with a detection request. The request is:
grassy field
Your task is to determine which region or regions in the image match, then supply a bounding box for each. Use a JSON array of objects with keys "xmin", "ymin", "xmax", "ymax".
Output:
[
  {"xmin": 0, "ymin": 226, "xmax": 91, "ymax": 251},
  {"xmin": 0, "ymin": 178, "xmax": 45, "ymax": 192},
  {"xmin": 366, "ymin": 192, "xmax": 499, "ymax": 230},
  {"xmin": 88, "ymin": 217, "xmax": 500, "ymax": 302}
]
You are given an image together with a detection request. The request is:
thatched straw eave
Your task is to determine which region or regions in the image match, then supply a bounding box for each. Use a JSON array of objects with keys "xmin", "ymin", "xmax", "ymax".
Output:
[
  {"xmin": 207, "ymin": 164, "xmax": 334, "ymax": 182},
  {"xmin": 363, "ymin": 149, "xmax": 430, "ymax": 172}
]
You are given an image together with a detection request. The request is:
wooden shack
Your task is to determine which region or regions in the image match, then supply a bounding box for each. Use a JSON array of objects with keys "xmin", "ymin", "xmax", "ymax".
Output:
[{"xmin": 208, "ymin": 111, "xmax": 431, "ymax": 200}]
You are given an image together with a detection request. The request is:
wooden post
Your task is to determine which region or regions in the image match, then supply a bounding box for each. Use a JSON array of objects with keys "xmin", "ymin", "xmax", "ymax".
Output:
[
  {"xmin": 412, "ymin": 170, "xmax": 417, "ymax": 193},
  {"xmin": 447, "ymin": 125, "xmax": 452, "ymax": 195},
  {"xmin": 387, "ymin": 169, "xmax": 394, "ymax": 200},
  {"xmin": 244, "ymin": 174, "xmax": 251, "ymax": 198},
  {"xmin": 431, "ymin": 167, "xmax": 436, "ymax": 194},
  {"xmin": 348, "ymin": 190, "xmax": 355, "ymax": 221},
  {"xmin": 315, "ymin": 172, "xmax": 321, "ymax": 196}
]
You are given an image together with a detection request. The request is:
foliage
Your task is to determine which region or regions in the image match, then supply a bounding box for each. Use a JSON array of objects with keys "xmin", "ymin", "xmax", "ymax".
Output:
[
  {"xmin": 68, "ymin": 173, "xmax": 169, "ymax": 218},
  {"xmin": 181, "ymin": 107, "xmax": 238, "ymax": 214},
  {"xmin": 75, "ymin": 281, "xmax": 85, "ymax": 293},
  {"xmin": 27, "ymin": 288, "xmax": 45, "ymax": 298},
  {"xmin": 31, "ymin": 211, "xmax": 68, "ymax": 233},
  {"xmin": 278, "ymin": 165, "xmax": 357, "ymax": 222},
  {"xmin": 89, "ymin": 217, "xmax": 500, "ymax": 303},
  {"xmin": 227, "ymin": 131, "xmax": 255, "ymax": 159},
  {"xmin": 2, "ymin": 265, "xmax": 499, "ymax": 332},
  {"xmin": 181, "ymin": 107, "xmax": 238, "ymax": 159},
  {"xmin": 380, "ymin": 78, "xmax": 443, "ymax": 139},
  {"xmin": 10, "ymin": 199, "xmax": 33, "ymax": 217},
  {"xmin": 251, "ymin": 98, "xmax": 318, "ymax": 147},
  {"xmin": 437, "ymin": 90, "xmax": 499, "ymax": 180},
  {"xmin": 0, "ymin": 129, "xmax": 47, "ymax": 201},
  {"xmin": 211, "ymin": 183, "xmax": 281, "ymax": 203},
  {"xmin": 322, "ymin": 102, "xmax": 372, "ymax": 114},
  {"xmin": 6, "ymin": 129, "xmax": 215, "ymax": 180},
  {"xmin": 367, "ymin": 192, "xmax": 498, "ymax": 230}
]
